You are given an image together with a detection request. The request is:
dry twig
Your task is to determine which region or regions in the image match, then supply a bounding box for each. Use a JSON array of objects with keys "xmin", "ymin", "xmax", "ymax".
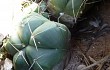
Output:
[{"xmin": 81, "ymin": 53, "xmax": 110, "ymax": 70}]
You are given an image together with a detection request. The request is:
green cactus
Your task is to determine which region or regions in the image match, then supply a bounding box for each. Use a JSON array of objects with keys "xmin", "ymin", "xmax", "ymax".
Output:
[
  {"xmin": 4, "ymin": 12, "xmax": 70, "ymax": 70},
  {"xmin": 47, "ymin": 0, "xmax": 93, "ymax": 22},
  {"xmin": 13, "ymin": 49, "xmax": 30, "ymax": 70},
  {"xmin": 22, "ymin": 0, "xmax": 49, "ymax": 18}
]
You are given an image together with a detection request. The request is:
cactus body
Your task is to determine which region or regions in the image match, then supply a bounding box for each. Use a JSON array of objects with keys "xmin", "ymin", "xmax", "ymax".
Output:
[
  {"xmin": 4, "ymin": 12, "xmax": 70, "ymax": 70},
  {"xmin": 13, "ymin": 49, "xmax": 30, "ymax": 70},
  {"xmin": 48, "ymin": 0, "xmax": 85, "ymax": 18},
  {"xmin": 47, "ymin": 0, "xmax": 94, "ymax": 23}
]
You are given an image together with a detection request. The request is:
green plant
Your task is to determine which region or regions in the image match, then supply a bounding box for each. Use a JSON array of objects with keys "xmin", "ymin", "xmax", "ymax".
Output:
[
  {"xmin": 4, "ymin": 12, "xmax": 71, "ymax": 70},
  {"xmin": 47, "ymin": 0, "xmax": 93, "ymax": 23},
  {"xmin": 21, "ymin": 0, "xmax": 49, "ymax": 18}
]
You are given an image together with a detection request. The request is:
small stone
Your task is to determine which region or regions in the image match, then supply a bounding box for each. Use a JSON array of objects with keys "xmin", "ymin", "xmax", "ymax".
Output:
[
  {"xmin": 77, "ymin": 64, "xmax": 86, "ymax": 70},
  {"xmin": 3, "ymin": 58, "xmax": 13, "ymax": 70}
]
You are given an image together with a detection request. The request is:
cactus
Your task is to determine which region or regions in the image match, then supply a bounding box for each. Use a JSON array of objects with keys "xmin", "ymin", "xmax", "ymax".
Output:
[
  {"xmin": 4, "ymin": 12, "xmax": 71, "ymax": 70},
  {"xmin": 22, "ymin": 0, "xmax": 49, "ymax": 18},
  {"xmin": 47, "ymin": 0, "xmax": 93, "ymax": 22}
]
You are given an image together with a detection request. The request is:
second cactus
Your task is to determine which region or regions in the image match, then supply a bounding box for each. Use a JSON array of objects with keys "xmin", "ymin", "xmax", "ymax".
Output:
[{"xmin": 47, "ymin": 0, "xmax": 93, "ymax": 22}]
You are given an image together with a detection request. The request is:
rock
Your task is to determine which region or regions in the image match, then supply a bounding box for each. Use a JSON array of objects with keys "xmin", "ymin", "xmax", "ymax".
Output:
[
  {"xmin": 1, "ymin": 58, "xmax": 13, "ymax": 70},
  {"xmin": 77, "ymin": 64, "xmax": 86, "ymax": 70}
]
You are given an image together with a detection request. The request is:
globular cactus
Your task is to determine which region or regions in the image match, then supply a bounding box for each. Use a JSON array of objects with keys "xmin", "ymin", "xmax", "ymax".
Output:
[
  {"xmin": 47, "ymin": 0, "xmax": 94, "ymax": 23},
  {"xmin": 4, "ymin": 12, "xmax": 71, "ymax": 70}
]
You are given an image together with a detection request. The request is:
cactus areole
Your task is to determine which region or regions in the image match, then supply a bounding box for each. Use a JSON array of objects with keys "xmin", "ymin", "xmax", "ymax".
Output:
[{"xmin": 4, "ymin": 12, "xmax": 71, "ymax": 70}]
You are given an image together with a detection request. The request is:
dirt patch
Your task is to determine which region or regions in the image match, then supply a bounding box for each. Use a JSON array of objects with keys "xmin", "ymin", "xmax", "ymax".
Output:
[
  {"xmin": 86, "ymin": 33, "xmax": 110, "ymax": 60},
  {"xmin": 65, "ymin": 0, "xmax": 110, "ymax": 70},
  {"xmin": 80, "ymin": 0, "xmax": 110, "ymax": 61}
]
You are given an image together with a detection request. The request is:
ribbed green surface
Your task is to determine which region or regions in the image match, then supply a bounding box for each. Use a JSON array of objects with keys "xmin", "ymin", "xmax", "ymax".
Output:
[
  {"xmin": 13, "ymin": 49, "xmax": 30, "ymax": 70},
  {"xmin": 5, "ymin": 32, "xmax": 24, "ymax": 56},
  {"xmin": 4, "ymin": 12, "xmax": 71, "ymax": 70},
  {"xmin": 48, "ymin": 0, "xmax": 86, "ymax": 18}
]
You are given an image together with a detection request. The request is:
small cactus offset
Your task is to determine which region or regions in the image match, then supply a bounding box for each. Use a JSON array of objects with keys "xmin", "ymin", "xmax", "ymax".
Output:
[
  {"xmin": 4, "ymin": 12, "xmax": 71, "ymax": 70},
  {"xmin": 47, "ymin": 0, "xmax": 94, "ymax": 22}
]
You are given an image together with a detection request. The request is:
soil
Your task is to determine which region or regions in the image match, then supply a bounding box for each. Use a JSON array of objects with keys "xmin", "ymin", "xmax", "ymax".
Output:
[{"xmin": 64, "ymin": 0, "xmax": 110, "ymax": 70}]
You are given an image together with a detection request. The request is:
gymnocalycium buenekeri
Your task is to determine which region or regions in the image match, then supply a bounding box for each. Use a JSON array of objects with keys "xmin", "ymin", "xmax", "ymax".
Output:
[
  {"xmin": 4, "ymin": 12, "xmax": 71, "ymax": 70},
  {"xmin": 47, "ymin": 0, "xmax": 94, "ymax": 22}
]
